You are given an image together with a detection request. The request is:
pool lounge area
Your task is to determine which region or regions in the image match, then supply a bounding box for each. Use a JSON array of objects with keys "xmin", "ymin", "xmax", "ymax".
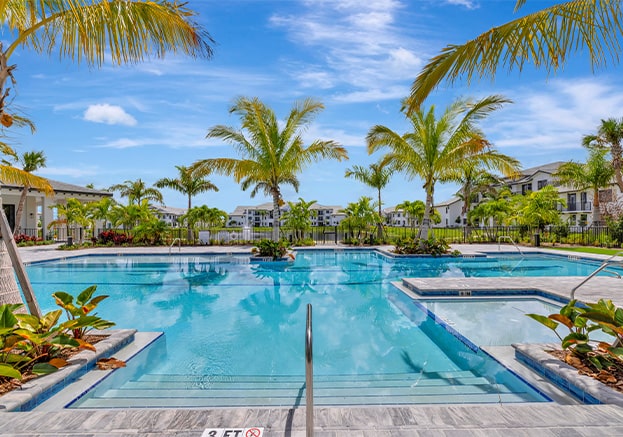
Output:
[{"xmin": 2, "ymin": 244, "xmax": 623, "ymax": 436}]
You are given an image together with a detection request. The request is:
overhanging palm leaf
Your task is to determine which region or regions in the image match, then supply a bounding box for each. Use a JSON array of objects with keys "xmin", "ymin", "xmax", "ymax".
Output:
[{"xmin": 407, "ymin": 0, "xmax": 623, "ymax": 112}]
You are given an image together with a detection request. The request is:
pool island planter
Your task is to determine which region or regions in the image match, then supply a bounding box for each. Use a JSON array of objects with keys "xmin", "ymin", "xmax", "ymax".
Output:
[
  {"xmin": 514, "ymin": 343, "xmax": 623, "ymax": 406},
  {"xmin": 0, "ymin": 329, "xmax": 136, "ymax": 412}
]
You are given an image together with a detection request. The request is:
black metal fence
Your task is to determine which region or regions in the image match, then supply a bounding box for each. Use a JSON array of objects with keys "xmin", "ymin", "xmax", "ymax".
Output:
[{"xmin": 45, "ymin": 224, "xmax": 621, "ymax": 248}]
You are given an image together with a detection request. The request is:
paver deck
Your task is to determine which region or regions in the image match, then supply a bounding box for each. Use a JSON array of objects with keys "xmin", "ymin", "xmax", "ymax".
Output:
[{"xmin": 3, "ymin": 243, "xmax": 623, "ymax": 435}]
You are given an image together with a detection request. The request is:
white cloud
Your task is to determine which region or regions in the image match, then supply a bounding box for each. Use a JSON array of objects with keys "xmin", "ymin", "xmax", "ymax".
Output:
[
  {"xmin": 445, "ymin": 0, "xmax": 479, "ymax": 9},
  {"xmin": 270, "ymin": 0, "xmax": 426, "ymax": 103},
  {"xmin": 100, "ymin": 138, "xmax": 142, "ymax": 149},
  {"xmin": 83, "ymin": 104, "xmax": 137, "ymax": 126}
]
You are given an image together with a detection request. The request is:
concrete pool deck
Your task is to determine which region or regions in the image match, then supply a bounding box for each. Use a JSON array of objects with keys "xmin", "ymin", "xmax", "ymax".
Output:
[{"xmin": 2, "ymin": 243, "xmax": 623, "ymax": 436}]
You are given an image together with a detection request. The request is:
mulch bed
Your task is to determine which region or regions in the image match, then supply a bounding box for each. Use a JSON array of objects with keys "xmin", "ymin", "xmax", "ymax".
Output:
[
  {"xmin": 548, "ymin": 349, "xmax": 623, "ymax": 394},
  {"xmin": 0, "ymin": 334, "xmax": 108, "ymax": 397}
]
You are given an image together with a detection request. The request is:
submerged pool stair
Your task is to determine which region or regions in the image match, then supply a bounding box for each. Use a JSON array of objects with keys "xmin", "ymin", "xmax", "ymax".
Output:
[{"xmin": 72, "ymin": 370, "xmax": 536, "ymax": 408}]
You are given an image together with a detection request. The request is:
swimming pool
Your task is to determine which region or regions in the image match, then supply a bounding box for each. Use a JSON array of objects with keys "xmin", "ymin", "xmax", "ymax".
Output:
[{"xmin": 25, "ymin": 250, "xmax": 587, "ymax": 408}]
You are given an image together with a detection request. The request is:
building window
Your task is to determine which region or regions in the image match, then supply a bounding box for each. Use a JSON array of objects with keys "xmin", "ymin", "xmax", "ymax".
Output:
[
  {"xmin": 537, "ymin": 179, "xmax": 548, "ymax": 190},
  {"xmin": 521, "ymin": 183, "xmax": 532, "ymax": 195}
]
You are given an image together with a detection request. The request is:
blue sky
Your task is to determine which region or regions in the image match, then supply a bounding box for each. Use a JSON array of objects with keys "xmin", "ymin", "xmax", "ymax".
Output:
[{"xmin": 6, "ymin": 0, "xmax": 623, "ymax": 213}]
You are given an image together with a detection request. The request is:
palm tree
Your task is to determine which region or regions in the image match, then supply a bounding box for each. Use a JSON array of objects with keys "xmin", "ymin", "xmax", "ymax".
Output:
[
  {"xmin": 510, "ymin": 185, "xmax": 565, "ymax": 231},
  {"xmin": 109, "ymin": 179, "xmax": 164, "ymax": 206},
  {"xmin": 554, "ymin": 147, "xmax": 615, "ymax": 225},
  {"xmin": 395, "ymin": 200, "xmax": 426, "ymax": 234},
  {"xmin": 368, "ymin": 95, "xmax": 513, "ymax": 241},
  {"xmin": 192, "ymin": 97, "xmax": 348, "ymax": 241},
  {"xmin": 454, "ymin": 161, "xmax": 519, "ymax": 225},
  {"xmin": 582, "ymin": 118, "xmax": 623, "ymax": 192},
  {"xmin": 0, "ymin": 1, "xmax": 214, "ymax": 316},
  {"xmin": 344, "ymin": 160, "xmax": 392, "ymax": 240},
  {"xmin": 155, "ymin": 165, "xmax": 218, "ymax": 242},
  {"xmin": 87, "ymin": 197, "xmax": 116, "ymax": 238},
  {"xmin": 407, "ymin": 1, "xmax": 623, "ymax": 111},
  {"xmin": 281, "ymin": 198, "xmax": 317, "ymax": 242},
  {"xmin": 12, "ymin": 151, "xmax": 47, "ymax": 236},
  {"xmin": 340, "ymin": 196, "xmax": 380, "ymax": 244}
]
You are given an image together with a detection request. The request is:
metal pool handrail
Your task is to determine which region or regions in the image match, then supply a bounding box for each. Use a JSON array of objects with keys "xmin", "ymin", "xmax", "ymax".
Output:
[
  {"xmin": 570, "ymin": 251, "xmax": 623, "ymax": 300},
  {"xmin": 305, "ymin": 303, "xmax": 314, "ymax": 437},
  {"xmin": 497, "ymin": 235, "xmax": 524, "ymax": 256},
  {"xmin": 168, "ymin": 238, "xmax": 181, "ymax": 255}
]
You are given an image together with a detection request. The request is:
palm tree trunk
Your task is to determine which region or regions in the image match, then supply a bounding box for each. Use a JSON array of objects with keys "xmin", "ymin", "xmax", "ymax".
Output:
[
  {"xmin": 187, "ymin": 194, "xmax": 193, "ymax": 243},
  {"xmin": 13, "ymin": 186, "xmax": 28, "ymax": 236},
  {"xmin": 272, "ymin": 192, "xmax": 280, "ymax": 242},
  {"xmin": 592, "ymin": 188, "xmax": 602, "ymax": 225},
  {"xmin": 376, "ymin": 188, "xmax": 383, "ymax": 241},
  {"xmin": 419, "ymin": 189, "xmax": 434, "ymax": 241},
  {"xmin": 612, "ymin": 143, "xmax": 623, "ymax": 192}
]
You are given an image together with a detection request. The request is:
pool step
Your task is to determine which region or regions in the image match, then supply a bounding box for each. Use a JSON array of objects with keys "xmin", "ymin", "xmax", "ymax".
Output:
[{"xmin": 73, "ymin": 371, "xmax": 534, "ymax": 408}]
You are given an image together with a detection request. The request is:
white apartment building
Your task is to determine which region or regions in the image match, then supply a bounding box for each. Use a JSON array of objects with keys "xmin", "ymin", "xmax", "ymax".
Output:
[
  {"xmin": 150, "ymin": 205, "xmax": 186, "ymax": 227},
  {"xmin": 227, "ymin": 202, "xmax": 345, "ymax": 227},
  {"xmin": 434, "ymin": 161, "xmax": 620, "ymax": 227}
]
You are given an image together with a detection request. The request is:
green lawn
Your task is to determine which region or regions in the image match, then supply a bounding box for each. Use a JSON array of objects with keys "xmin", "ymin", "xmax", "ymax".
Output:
[{"xmin": 546, "ymin": 246, "xmax": 623, "ymax": 256}]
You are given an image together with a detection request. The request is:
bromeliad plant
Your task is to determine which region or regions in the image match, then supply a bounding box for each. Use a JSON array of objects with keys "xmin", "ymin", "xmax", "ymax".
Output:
[
  {"xmin": 0, "ymin": 286, "xmax": 115, "ymax": 382},
  {"xmin": 527, "ymin": 299, "xmax": 623, "ymax": 372}
]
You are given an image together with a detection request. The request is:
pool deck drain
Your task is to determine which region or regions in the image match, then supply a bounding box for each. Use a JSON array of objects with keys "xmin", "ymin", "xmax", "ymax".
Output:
[{"xmin": 5, "ymin": 243, "xmax": 623, "ymax": 435}]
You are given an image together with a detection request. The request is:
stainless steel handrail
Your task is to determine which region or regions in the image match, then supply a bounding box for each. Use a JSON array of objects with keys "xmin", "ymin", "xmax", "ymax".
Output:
[
  {"xmin": 497, "ymin": 235, "xmax": 524, "ymax": 256},
  {"xmin": 168, "ymin": 237, "xmax": 181, "ymax": 255},
  {"xmin": 570, "ymin": 251, "xmax": 623, "ymax": 300},
  {"xmin": 305, "ymin": 303, "xmax": 314, "ymax": 437}
]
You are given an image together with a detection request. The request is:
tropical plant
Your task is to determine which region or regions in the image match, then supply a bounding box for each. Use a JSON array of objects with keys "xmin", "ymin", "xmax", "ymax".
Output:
[
  {"xmin": 132, "ymin": 218, "xmax": 169, "ymax": 245},
  {"xmin": 582, "ymin": 118, "xmax": 623, "ymax": 193},
  {"xmin": 155, "ymin": 165, "xmax": 218, "ymax": 241},
  {"xmin": 510, "ymin": 185, "xmax": 565, "ymax": 231},
  {"xmin": 395, "ymin": 200, "xmax": 425, "ymax": 232},
  {"xmin": 527, "ymin": 298, "xmax": 623, "ymax": 372},
  {"xmin": 109, "ymin": 200, "xmax": 156, "ymax": 231},
  {"xmin": 281, "ymin": 198, "xmax": 317, "ymax": 243},
  {"xmin": 406, "ymin": 1, "xmax": 623, "ymax": 111},
  {"xmin": 554, "ymin": 147, "xmax": 615, "ymax": 225},
  {"xmin": 52, "ymin": 285, "xmax": 115, "ymax": 342},
  {"xmin": 86, "ymin": 197, "xmax": 116, "ymax": 236},
  {"xmin": 468, "ymin": 187, "xmax": 515, "ymax": 227},
  {"xmin": 0, "ymin": 0, "xmax": 214, "ymax": 316},
  {"xmin": 344, "ymin": 160, "xmax": 392, "ymax": 240},
  {"xmin": 454, "ymin": 163, "xmax": 517, "ymax": 225},
  {"xmin": 393, "ymin": 236, "xmax": 452, "ymax": 256},
  {"xmin": 109, "ymin": 179, "xmax": 164, "ymax": 206},
  {"xmin": 340, "ymin": 196, "xmax": 380, "ymax": 244},
  {"xmin": 252, "ymin": 239, "xmax": 291, "ymax": 260},
  {"xmin": 180, "ymin": 205, "xmax": 228, "ymax": 236},
  {"xmin": 10, "ymin": 151, "xmax": 48, "ymax": 236},
  {"xmin": 368, "ymin": 95, "xmax": 514, "ymax": 241},
  {"xmin": 192, "ymin": 96, "xmax": 348, "ymax": 241},
  {"xmin": 49, "ymin": 198, "xmax": 90, "ymax": 244}
]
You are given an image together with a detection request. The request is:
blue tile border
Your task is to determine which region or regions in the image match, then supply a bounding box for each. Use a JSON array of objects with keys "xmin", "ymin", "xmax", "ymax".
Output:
[{"xmin": 0, "ymin": 329, "xmax": 136, "ymax": 412}]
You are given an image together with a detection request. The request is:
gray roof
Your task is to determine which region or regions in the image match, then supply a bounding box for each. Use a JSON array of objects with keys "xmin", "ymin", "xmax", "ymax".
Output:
[{"xmin": 1, "ymin": 178, "xmax": 112, "ymax": 197}]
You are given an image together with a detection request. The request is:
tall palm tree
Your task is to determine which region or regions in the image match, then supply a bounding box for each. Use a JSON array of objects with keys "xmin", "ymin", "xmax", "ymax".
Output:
[
  {"xmin": 110, "ymin": 179, "xmax": 164, "ymax": 206},
  {"xmin": 13, "ymin": 151, "xmax": 47, "ymax": 236},
  {"xmin": 407, "ymin": 1, "xmax": 623, "ymax": 111},
  {"xmin": 344, "ymin": 160, "xmax": 392, "ymax": 240},
  {"xmin": 155, "ymin": 165, "xmax": 218, "ymax": 241},
  {"xmin": 368, "ymin": 95, "xmax": 513, "ymax": 241},
  {"xmin": 582, "ymin": 118, "xmax": 623, "ymax": 192},
  {"xmin": 192, "ymin": 97, "xmax": 349, "ymax": 241},
  {"xmin": 554, "ymin": 147, "xmax": 615, "ymax": 225},
  {"xmin": 0, "ymin": 1, "xmax": 214, "ymax": 316}
]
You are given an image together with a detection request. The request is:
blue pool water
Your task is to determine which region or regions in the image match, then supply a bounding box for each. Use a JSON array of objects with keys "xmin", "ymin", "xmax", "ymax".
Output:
[{"xmin": 23, "ymin": 250, "xmax": 593, "ymax": 407}]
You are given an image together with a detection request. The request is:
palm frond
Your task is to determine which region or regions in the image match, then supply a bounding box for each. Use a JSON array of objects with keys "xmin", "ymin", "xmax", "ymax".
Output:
[{"xmin": 407, "ymin": 0, "xmax": 623, "ymax": 112}]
